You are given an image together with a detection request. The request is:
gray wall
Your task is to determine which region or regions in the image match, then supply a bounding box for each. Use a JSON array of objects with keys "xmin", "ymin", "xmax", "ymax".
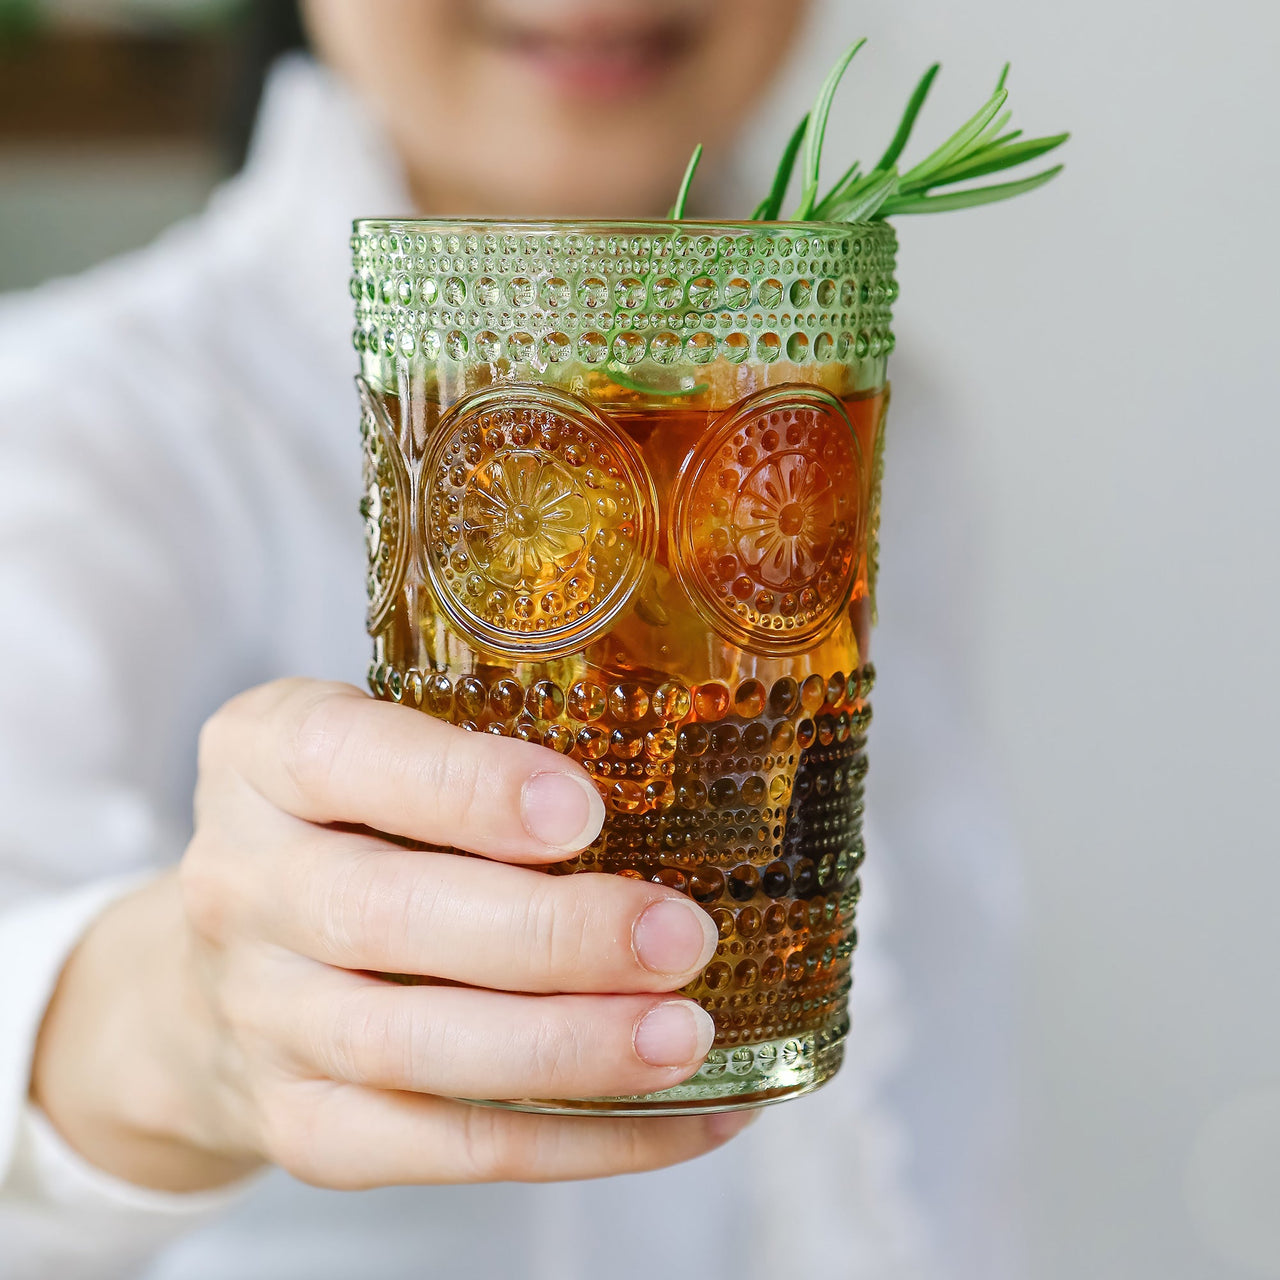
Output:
[
  {"xmin": 739, "ymin": 1, "xmax": 1280, "ymax": 1275},
  {"xmin": 0, "ymin": 145, "xmax": 222, "ymax": 293}
]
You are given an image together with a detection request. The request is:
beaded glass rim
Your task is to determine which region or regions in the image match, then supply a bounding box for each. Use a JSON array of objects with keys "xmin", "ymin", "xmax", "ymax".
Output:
[{"xmin": 351, "ymin": 218, "xmax": 899, "ymax": 372}]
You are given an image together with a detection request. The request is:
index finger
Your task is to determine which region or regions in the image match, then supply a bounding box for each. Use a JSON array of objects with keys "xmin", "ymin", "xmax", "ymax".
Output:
[{"xmin": 202, "ymin": 680, "xmax": 605, "ymax": 863}]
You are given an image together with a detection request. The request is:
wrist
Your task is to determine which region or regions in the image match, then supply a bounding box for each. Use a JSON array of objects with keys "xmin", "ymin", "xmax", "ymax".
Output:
[{"xmin": 30, "ymin": 873, "xmax": 263, "ymax": 1193}]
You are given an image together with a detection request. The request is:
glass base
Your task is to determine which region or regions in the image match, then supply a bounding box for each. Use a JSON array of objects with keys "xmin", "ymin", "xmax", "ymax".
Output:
[{"xmin": 470, "ymin": 1024, "xmax": 846, "ymax": 1117}]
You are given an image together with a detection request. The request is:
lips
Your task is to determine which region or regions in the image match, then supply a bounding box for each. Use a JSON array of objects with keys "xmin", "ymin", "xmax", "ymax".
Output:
[{"xmin": 472, "ymin": 5, "xmax": 703, "ymax": 98}]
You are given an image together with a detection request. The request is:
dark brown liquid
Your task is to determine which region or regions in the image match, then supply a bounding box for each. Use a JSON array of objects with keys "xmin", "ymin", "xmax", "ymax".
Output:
[{"xmin": 365, "ymin": 383, "xmax": 885, "ymax": 1057}]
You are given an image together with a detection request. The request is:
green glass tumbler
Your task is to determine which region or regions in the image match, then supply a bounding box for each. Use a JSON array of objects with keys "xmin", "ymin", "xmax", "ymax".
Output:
[{"xmin": 353, "ymin": 219, "xmax": 898, "ymax": 1113}]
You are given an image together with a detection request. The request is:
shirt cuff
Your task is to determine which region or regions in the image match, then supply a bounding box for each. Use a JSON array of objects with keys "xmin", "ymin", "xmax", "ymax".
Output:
[
  {"xmin": 12, "ymin": 1098, "xmax": 248, "ymax": 1216},
  {"xmin": 0, "ymin": 878, "xmax": 256, "ymax": 1278},
  {"xmin": 0, "ymin": 1103, "xmax": 251, "ymax": 1280},
  {"xmin": 0, "ymin": 876, "xmax": 150, "ymax": 1180}
]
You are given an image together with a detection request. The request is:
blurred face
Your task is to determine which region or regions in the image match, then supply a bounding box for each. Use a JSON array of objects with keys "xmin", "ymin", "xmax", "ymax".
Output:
[{"xmin": 303, "ymin": 0, "xmax": 810, "ymax": 217}]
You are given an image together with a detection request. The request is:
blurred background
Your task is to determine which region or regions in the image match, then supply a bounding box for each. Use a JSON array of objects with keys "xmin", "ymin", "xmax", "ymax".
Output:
[
  {"xmin": 0, "ymin": 0, "xmax": 277, "ymax": 291},
  {"xmin": 2, "ymin": 1, "xmax": 1277, "ymax": 1277}
]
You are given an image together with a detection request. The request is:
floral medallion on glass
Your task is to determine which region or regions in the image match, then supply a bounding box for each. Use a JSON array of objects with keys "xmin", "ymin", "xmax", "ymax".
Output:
[
  {"xmin": 867, "ymin": 389, "xmax": 890, "ymax": 624},
  {"xmin": 421, "ymin": 385, "xmax": 658, "ymax": 658},
  {"xmin": 671, "ymin": 385, "xmax": 865, "ymax": 655},
  {"xmin": 358, "ymin": 378, "xmax": 410, "ymax": 632}
]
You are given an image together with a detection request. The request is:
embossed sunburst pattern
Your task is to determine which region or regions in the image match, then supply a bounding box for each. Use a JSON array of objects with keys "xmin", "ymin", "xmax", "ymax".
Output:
[
  {"xmin": 463, "ymin": 455, "xmax": 591, "ymax": 587},
  {"xmin": 672, "ymin": 387, "xmax": 865, "ymax": 654},
  {"xmin": 421, "ymin": 387, "xmax": 657, "ymax": 657},
  {"xmin": 733, "ymin": 451, "xmax": 838, "ymax": 589}
]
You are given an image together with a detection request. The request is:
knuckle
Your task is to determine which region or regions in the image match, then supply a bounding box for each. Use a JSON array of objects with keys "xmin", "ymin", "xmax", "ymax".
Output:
[
  {"xmin": 309, "ymin": 849, "xmax": 382, "ymax": 961},
  {"xmin": 522, "ymin": 1010, "xmax": 587, "ymax": 1084},
  {"xmin": 197, "ymin": 680, "xmax": 286, "ymax": 755},
  {"xmin": 198, "ymin": 680, "xmax": 340, "ymax": 778},
  {"xmin": 178, "ymin": 835, "xmax": 234, "ymax": 944},
  {"xmin": 522, "ymin": 874, "xmax": 647, "ymax": 983},
  {"xmin": 521, "ymin": 877, "xmax": 594, "ymax": 978},
  {"xmin": 254, "ymin": 1084, "xmax": 330, "ymax": 1186},
  {"xmin": 311, "ymin": 849, "xmax": 439, "ymax": 967},
  {"xmin": 459, "ymin": 1104, "xmax": 537, "ymax": 1183},
  {"xmin": 321, "ymin": 988, "xmax": 455, "ymax": 1093},
  {"xmin": 324, "ymin": 990, "xmax": 398, "ymax": 1085},
  {"xmin": 428, "ymin": 733, "xmax": 488, "ymax": 837},
  {"xmin": 282, "ymin": 687, "xmax": 358, "ymax": 806},
  {"xmin": 195, "ymin": 701, "xmax": 239, "ymax": 776}
]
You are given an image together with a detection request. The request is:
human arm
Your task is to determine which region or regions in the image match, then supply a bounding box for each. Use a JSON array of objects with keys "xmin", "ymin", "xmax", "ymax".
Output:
[
  {"xmin": 28, "ymin": 678, "xmax": 740, "ymax": 1196},
  {"xmin": 0, "ymin": 269, "xmax": 742, "ymax": 1277}
]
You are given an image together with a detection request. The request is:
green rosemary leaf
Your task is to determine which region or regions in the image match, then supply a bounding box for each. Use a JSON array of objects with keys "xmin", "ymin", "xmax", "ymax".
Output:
[
  {"xmin": 813, "ymin": 159, "xmax": 863, "ymax": 220},
  {"xmin": 834, "ymin": 168, "xmax": 900, "ymax": 222},
  {"xmin": 736, "ymin": 43, "xmax": 1065, "ymax": 228},
  {"xmin": 875, "ymin": 62, "xmax": 941, "ymax": 171},
  {"xmin": 668, "ymin": 143, "xmax": 704, "ymax": 220},
  {"xmin": 605, "ymin": 366, "xmax": 709, "ymax": 397},
  {"xmin": 925, "ymin": 132, "xmax": 1070, "ymax": 187},
  {"xmin": 793, "ymin": 37, "xmax": 867, "ymax": 220},
  {"xmin": 900, "ymin": 86, "xmax": 1008, "ymax": 187},
  {"xmin": 881, "ymin": 164, "xmax": 1063, "ymax": 215},
  {"xmin": 896, "ymin": 130, "xmax": 1052, "ymax": 198},
  {"xmin": 751, "ymin": 112, "xmax": 810, "ymax": 220},
  {"xmin": 817, "ymin": 167, "xmax": 882, "ymax": 220},
  {"xmin": 978, "ymin": 109, "xmax": 1014, "ymax": 148},
  {"xmin": 983, "ymin": 128, "xmax": 1025, "ymax": 149}
]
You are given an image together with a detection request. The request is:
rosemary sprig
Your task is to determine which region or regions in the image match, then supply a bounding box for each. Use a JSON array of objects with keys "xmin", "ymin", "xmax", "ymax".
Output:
[
  {"xmin": 881, "ymin": 164, "xmax": 1064, "ymax": 215},
  {"xmin": 835, "ymin": 50, "xmax": 1065, "ymax": 220},
  {"xmin": 723, "ymin": 41, "xmax": 1067, "ymax": 224},
  {"xmin": 604, "ymin": 367, "xmax": 709, "ymax": 397},
  {"xmin": 751, "ymin": 112, "xmax": 810, "ymax": 221},
  {"xmin": 668, "ymin": 143, "xmax": 703, "ymax": 220},
  {"xmin": 822, "ymin": 167, "xmax": 900, "ymax": 223},
  {"xmin": 793, "ymin": 38, "xmax": 867, "ymax": 220},
  {"xmin": 872, "ymin": 61, "xmax": 940, "ymax": 173},
  {"xmin": 917, "ymin": 132, "xmax": 1070, "ymax": 188},
  {"xmin": 897, "ymin": 86, "xmax": 1010, "ymax": 191}
]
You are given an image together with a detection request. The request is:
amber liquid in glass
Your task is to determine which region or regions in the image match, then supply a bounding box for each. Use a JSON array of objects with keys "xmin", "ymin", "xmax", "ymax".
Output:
[{"xmin": 367, "ymin": 383, "xmax": 886, "ymax": 1109}]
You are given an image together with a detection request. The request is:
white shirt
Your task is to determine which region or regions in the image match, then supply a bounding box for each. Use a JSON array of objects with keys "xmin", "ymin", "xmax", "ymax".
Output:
[{"xmin": 0, "ymin": 57, "xmax": 1020, "ymax": 1280}]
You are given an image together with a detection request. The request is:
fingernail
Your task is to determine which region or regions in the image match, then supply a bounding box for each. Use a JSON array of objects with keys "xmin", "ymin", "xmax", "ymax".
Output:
[
  {"xmin": 634, "ymin": 1001, "xmax": 715, "ymax": 1068},
  {"xmin": 521, "ymin": 771, "xmax": 605, "ymax": 852},
  {"xmin": 707, "ymin": 1108, "xmax": 761, "ymax": 1143},
  {"xmin": 632, "ymin": 899, "xmax": 718, "ymax": 975}
]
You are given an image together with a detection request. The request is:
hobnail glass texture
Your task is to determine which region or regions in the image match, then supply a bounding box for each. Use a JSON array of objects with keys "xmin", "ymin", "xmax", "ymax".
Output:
[{"xmin": 353, "ymin": 219, "xmax": 898, "ymax": 1114}]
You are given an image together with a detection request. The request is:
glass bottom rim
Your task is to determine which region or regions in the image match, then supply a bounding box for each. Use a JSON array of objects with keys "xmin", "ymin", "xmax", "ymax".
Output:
[
  {"xmin": 466, "ymin": 1075, "xmax": 831, "ymax": 1118},
  {"xmin": 464, "ymin": 1026, "xmax": 846, "ymax": 1117}
]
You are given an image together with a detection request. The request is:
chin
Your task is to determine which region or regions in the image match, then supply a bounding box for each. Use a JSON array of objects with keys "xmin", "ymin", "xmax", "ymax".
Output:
[
  {"xmin": 479, "ymin": 168, "xmax": 676, "ymax": 221},
  {"xmin": 525, "ymin": 189, "xmax": 671, "ymax": 220}
]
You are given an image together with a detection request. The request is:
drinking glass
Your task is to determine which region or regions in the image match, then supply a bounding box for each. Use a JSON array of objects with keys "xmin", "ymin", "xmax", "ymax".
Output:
[{"xmin": 352, "ymin": 219, "xmax": 898, "ymax": 1113}]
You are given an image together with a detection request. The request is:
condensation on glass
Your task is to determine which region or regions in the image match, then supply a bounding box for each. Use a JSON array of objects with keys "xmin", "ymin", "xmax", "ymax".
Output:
[{"xmin": 352, "ymin": 219, "xmax": 899, "ymax": 1114}]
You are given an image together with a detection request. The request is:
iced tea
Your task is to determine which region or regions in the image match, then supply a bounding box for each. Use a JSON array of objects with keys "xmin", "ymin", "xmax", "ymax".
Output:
[
  {"xmin": 352, "ymin": 217, "xmax": 898, "ymax": 1111},
  {"xmin": 365, "ymin": 380, "xmax": 885, "ymax": 1111}
]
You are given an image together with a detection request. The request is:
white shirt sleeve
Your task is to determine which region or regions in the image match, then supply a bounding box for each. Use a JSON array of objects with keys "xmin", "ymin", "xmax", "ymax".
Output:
[
  {"xmin": 0, "ymin": 881, "xmax": 247, "ymax": 1280},
  {"xmin": 0, "ymin": 253, "xmax": 272, "ymax": 1273},
  {"xmin": 1, "ymin": 1104, "xmax": 246, "ymax": 1280},
  {"xmin": 0, "ymin": 878, "xmax": 146, "ymax": 1172}
]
